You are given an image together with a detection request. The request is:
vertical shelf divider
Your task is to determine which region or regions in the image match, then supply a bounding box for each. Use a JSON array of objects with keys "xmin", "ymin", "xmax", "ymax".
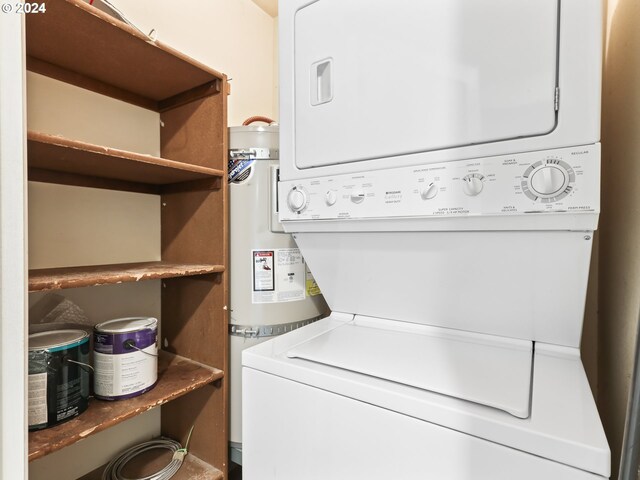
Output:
[{"xmin": 159, "ymin": 89, "xmax": 229, "ymax": 475}]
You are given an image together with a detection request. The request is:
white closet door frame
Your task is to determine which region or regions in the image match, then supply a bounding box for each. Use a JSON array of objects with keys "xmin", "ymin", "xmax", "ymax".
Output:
[{"xmin": 0, "ymin": 12, "xmax": 27, "ymax": 480}]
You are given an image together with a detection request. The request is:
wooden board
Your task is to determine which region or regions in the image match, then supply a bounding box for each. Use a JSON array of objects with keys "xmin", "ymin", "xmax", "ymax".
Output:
[
  {"xmin": 161, "ymin": 94, "xmax": 225, "ymax": 169},
  {"xmin": 29, "ymin": 262, "xmax": 225, "ymax": 292},
  {"xmin": 79, "ymin": 449, "xmax": 224, "ymax": 480},
  {"xmin": 162, "ymin": 383, "xmax": 226, "ymax": 475},
  {"xmin": 28, "ymin": 131, "xmax": 223, "ymax": 193},
  {"xmin": 160, "ymin": 86, "xmax": 229, "ymax": 475},
  {"xmin": 26, "ymin": 0, "xmax": 223, "ymax": 110},
  {"xmin": 28, "ymin": 351, "xmax": 224, "ymax": 461},
  {"xmin": 160, "ymin": 276, "xmax": 227, "ymax": 469}
]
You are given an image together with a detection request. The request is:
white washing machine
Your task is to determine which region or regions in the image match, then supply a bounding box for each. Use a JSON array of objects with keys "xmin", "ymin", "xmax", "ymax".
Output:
[{"xmin": 243, "ymin": 0, "xmax": 609, "ymax": 478}]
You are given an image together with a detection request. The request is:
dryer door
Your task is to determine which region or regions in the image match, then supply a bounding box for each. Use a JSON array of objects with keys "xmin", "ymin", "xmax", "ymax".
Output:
[{"xmin": 294, "ymin": 0, "xmax": 559, "ymax": 169}]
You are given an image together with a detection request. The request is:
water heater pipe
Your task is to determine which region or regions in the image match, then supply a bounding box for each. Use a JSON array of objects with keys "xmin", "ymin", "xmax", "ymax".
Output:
[{"xmin": 242, "ymin": 116, "xmax": 276, "ymax": 126}]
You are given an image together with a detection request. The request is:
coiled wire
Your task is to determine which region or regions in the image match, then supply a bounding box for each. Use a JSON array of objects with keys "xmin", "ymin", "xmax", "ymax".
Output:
[{"xmin": 101, "ymin": 437, "xmax": 188, "ymax": 480}]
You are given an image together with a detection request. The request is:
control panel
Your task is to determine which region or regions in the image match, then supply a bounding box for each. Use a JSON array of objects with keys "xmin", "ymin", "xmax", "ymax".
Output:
[{"xmin": 279, "ymin": 145, "xmax": 599, "ymax": 221}]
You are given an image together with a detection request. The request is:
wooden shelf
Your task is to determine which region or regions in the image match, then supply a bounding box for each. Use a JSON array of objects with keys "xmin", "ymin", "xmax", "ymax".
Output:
[
  {"xmin": 28, "ymin": 131, "xmax": 224, "ymax": 193},
  {"xmin": 29, "ymin": 351, "xmax": 224, "ymax": 461},
  {"xmin": 29, "ymin": 262, "xmax": 225, "ymax": 292},
  {"xmin": 79, "ymin": 449, "xmax": 223, "ymax": 480},
  {"xmin": 26, "ymin": 0, "xmax": 224, "ymax": 111}
]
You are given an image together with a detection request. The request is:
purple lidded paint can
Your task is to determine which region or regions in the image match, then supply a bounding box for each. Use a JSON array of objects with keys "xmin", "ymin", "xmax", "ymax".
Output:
[{"xmin": 93, "ymin": 317, "xmax": 158, "ymax": 401}]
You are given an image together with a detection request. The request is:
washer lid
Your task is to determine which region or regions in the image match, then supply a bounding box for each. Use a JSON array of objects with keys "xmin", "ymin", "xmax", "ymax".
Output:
[{"xmin": 287, "ymin": 316, "xmax": 533, "ymax": 418}]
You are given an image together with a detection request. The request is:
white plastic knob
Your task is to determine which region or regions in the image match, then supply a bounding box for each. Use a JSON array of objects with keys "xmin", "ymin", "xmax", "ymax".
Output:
[
  {"xmin": 326, "ymin": 190, "xmax": 338, "ymax": 206},
  {"xmin": 420, "ymin": 183, "xmax": 438, "ymax": 200},
  {"xmin": 350, "ymin": 190, "xmax": 365, "ymax": 204},
  {"xmin": 530, "ymin": 166, "xmax": 566, "ymax": 196},
  {"xmin": 462, "ymin": 176, "xmax": 484, "ymax": 196},
  {"xmin": 287, "ymin": 187, "xmax": 308, "ymax": 212}
]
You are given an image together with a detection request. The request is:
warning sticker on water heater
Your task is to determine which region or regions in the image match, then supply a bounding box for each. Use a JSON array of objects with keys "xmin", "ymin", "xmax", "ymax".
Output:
[
  {"xmin": 305, "ymin": 264, "xmax": 322, "ymax": 297},
  {"xmin": 252, "ymin": 248, "xmax": 306, "ymax": 304}
]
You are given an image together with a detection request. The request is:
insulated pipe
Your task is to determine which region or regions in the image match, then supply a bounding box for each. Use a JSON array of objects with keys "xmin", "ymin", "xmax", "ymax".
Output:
[{"xmin": 619, "ymin": 305, "xmax": 640, "ymax": 480}]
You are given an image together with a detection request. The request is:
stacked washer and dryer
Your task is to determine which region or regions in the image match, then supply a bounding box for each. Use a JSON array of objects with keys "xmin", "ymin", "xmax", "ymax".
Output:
[
  {"xmin": 228, "ymin": 122, "xmax": 327, "ymax": 465},
  {"xmin": 244, "ymin": 1, "xmax": 610, "ymax": 479}
]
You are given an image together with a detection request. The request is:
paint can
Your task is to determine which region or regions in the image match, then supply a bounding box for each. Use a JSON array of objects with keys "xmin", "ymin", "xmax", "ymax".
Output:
[
  {"xmin": 28, "ymin": 329, "xmax": 91, "ymax": 430},
  {"xmin": 93, "ymin": 317, "xmax": 158, "ymax": 401}
]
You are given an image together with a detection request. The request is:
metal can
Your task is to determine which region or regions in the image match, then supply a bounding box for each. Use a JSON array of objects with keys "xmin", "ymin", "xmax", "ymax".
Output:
[
  {"xmin": 93, "ymin": 317, "xmax": 158, "ymax": 401},
  {"xmin": 28, "ymin": 329, "xmax": 91, "ymax": 430}
]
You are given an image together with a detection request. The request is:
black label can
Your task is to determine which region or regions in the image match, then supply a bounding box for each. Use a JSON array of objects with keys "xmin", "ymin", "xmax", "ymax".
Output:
[{"xmin": 28, "ymin": 329, "xmax": 90, "ymax": 430}]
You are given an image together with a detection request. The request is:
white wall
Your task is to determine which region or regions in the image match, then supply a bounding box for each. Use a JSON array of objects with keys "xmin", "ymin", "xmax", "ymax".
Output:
[{"xmin": 28, "ymin": 1, "xmax": 276, "ymax": 477}]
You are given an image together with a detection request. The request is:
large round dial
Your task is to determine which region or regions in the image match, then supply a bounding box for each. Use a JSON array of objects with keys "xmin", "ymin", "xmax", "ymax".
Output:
[
  {"xmin": 287, "ymin": 186, "xmax": 309, "ymax": 213},
  {"xmin": 530, "ymin": 166, "xmax": 565, "ymax": 195},
  {"xmin": 522, "ymin": 158, "xmax": 575, "ymax": 203},
  {"xmin": 462, "ymin": 174, "xmax": 484, "ymax": 196}
]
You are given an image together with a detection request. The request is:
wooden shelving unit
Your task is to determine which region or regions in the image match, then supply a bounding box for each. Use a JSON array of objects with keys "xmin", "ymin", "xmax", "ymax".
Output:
[{"xmin": 25, "ymin": 0, "xmax": 229, "ymax": 477}]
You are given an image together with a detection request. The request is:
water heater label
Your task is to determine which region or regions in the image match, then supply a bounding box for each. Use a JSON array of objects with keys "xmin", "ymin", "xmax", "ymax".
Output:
[
  {"xmin": 228, "ymin": 156, "xmax": 255, "ymax": 183},
  {"xmin": 252, "ymin": 248, "xmax": 306, "ymax": 304},
  {"xmin": 306, "ymin": 265, "xmax": 322, "ymax": 296},
  {"xmin": 253, "ymin": 251, "xmax": 275, "ymax": 292}
]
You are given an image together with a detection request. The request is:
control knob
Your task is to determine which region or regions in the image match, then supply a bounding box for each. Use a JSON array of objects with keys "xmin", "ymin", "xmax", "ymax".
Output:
[
  {"xmin": 522, "ymin": 159, "xmax": 575, "ymax": 202},
  {"xmin": 420, "ymin": 183, "xmax": 438, "ymax": 200},
  {"xmin": 350, "ymin": 190, "xmax": 366, "ymax": 204},
  {"xmin": 287, "ymin": 186, "xmax": 309, "ymax": 213},
  {"xmin": 530, "ymin": 166, "xmax": 566, "ymax": 196},
  {"xmin": 325, "ymin": 190, "xmax": 338, "ymax": 206},
  {"xmin": 462, "ymin": 174, "xmax": 484, "ymax": 196}
]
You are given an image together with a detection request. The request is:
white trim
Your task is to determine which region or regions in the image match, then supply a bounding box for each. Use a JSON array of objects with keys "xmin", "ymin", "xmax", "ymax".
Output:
[{"xmin": 0, "ymin": 12, "xmax": 27, "ymax": 479}]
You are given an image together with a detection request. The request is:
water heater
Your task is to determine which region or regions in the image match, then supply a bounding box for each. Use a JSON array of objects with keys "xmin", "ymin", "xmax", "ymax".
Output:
[{"xmin": 228, "ymin": 123, "xmax": 328, "ymax": 464}]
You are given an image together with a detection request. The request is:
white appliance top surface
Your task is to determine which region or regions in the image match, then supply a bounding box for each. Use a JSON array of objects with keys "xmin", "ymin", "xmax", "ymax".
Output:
[
  {"xmin": 287, "ymin": 317, "xmax": 532, "ymax": 418},
  {"xmin": 244, "ymin": 314, "xmax": 610, "ymax": 477}
]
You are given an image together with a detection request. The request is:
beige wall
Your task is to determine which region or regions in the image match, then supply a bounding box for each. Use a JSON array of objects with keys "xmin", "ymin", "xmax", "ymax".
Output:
[
  {"xmin": 109, "ymin": 0, "xmax": 276, "ymax": 126},
  {"xmin": 273, "ymin": 17, "xmax": 279, "ymax": 119},
  {"xmin": 599, "ymin": 0, "xmax": 640, "ymax": 478},
  {"xmin": 28, "ymin": 1, "xmax": 276, "ymax": 477}
]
